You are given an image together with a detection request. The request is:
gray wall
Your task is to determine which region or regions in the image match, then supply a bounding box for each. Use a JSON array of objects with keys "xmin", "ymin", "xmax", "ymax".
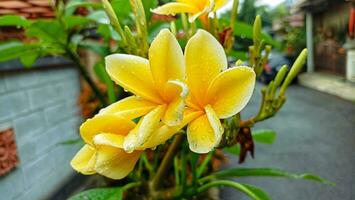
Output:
[{"xmin": 0, "ymin": 67, "xmax": 82, "ymax": 200}]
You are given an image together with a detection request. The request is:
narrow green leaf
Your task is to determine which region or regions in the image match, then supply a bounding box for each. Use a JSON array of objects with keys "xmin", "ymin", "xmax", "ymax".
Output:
[
  {"xmin": 68, "ymin": 187, "xmax": 123, "ymax": 200},
  {"xmin": 197, "ymin": 180, "xmax": 269, "ymax": 200},
  {"xmin": 252, "ymin": 129, "xmax": 277, "ymax": 145},
  {"xmin": 0, "ymin": 15, "xmax": 30, "ymax": 27},
  {"xmin": 57, "ymin": 138, "xmax": 83, "ymax": 146},
  {"xmin": 242, "ymin": 184, "xmax": 272, "ymax": 200},
  {"xmin": 204, "ymin": 168, "xmax": 334, "ymax": 185}
]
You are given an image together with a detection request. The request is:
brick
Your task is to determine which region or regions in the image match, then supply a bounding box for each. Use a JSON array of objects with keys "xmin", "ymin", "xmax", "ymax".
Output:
[
  {"xmin": 17, "ymin": 162, "xmax": 74, "ymax": 200},
  {"xmin": 4, "ymin": 71, "xmax": 40, "ymax": 91},
  {"xmin": 17, "ymin": 139, "xmax": 37, "ymax": 163},
  {"xmin": 23, "ymin": 153, "xmax": 54, "ymax": 189},
  {"xmin": 0, "ymin": 75, "xmax": 6, "ymax": 94},
  {"xmin": 28, "ymin": 85, "xmax": 57, "ymax": 109},
  {"xmin": 35, "ymin": 126, "xmax": 61, "ymax": 155},
  {"xmin": 0, "ymin": 168, "xmax": 25, "ymax": 199},
  {"xmin": 44, "ymin": 103, "xmax": 72, "ymax": 126},
  {"xmin": 0, "ymin": 91, "xmax": 29, "ymax": 121},
  {"xmin": 13, "ymin": 112, "xmax": 46, "ymax": 142},
  {"xmin": 52, "ymin": 80, "xmax": 80, "ymax": 101}
]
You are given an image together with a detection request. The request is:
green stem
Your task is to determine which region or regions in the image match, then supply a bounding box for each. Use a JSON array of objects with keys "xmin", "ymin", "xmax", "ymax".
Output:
[
  {"xmin": 196, "ymin": 150, "xmax": 214, "ymax": 178},
  {"xmin": 67, "ymin": 50, "xmax": 107, "ymax": 106},
  {"xmin": 151, "ymin": 134, "xmax": 185, "ymax": 190}
]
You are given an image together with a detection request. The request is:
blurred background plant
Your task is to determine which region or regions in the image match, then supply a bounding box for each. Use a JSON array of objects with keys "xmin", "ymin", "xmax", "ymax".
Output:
[{"xmin": 0, "ymin": 0, "xmax": 334, "ymax": 199}]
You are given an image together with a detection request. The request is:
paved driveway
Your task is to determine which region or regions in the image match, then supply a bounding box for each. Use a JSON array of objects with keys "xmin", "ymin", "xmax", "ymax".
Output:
[{"xmin": 221, "ymin": 83, "xmax": 355, "ymax": 200}]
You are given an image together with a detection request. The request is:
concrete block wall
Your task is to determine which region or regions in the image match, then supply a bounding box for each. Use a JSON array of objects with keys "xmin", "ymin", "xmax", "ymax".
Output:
[{"xmin": 0, "ymin": 67, "xmax": 82, "ymax": 200}]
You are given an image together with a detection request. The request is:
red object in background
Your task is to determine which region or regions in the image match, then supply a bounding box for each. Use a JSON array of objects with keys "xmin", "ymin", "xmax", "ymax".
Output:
[
  {"xmin": 350, "ymin": 7, "xmax": 355, "ymax": 39},
  {"xmin": 0, "ymin": 129, "xmax": 19, "ymax": 176}
]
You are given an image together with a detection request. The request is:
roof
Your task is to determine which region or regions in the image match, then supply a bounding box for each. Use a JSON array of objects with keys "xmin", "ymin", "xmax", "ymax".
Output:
[{"xmin": 0, "ymin": 0, "xmax": 55, "ymax": 18}]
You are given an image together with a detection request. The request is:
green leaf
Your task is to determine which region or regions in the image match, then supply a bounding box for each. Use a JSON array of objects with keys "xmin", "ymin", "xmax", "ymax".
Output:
[
  {"xmin": 229, "ymin": 50, "xmax": 248, "ymax": 61},
  {"xmin": 94, "ymin": 61, "xmax": 117, "ymax": 103},
  {"xmin": 87, "ymin": 10, "xmax": 110, "ymax": 24},
  {"xmin": 26, "ymin": 20, "xmax": 67, "ymax": 45},
  {"xmin": 65, "ymin": 0, "xmax": 102, "ymax": 16},
  {"xmin": 63, "ymin": 16, "xmax": 91, "ymax": 29},
  {"xmin": 197, "ymin": 180, "xmax": 269, "ymax": 200},
  {"xmin": 111, "ymin": 0, "xmax": 132, "ymax": 21},
  {"xmin": 68, "ymin": 187, "xmax": 123, "ymax": 200},
  {"xmin": 78, "ymin": 40, "xmax": 110, "ymax": 57},
  {"xmin": 142, "ymin": 0, "xmax": 158, "ymax": 22},
  {"xmin": 203, "ymin": 168, "xmax": 334, "ymax": 185},
  {"xmin": 20, "ymin": 53, "xmax": 39, "ymax": 68},
  {"xmin": 0, "ymin": 15, "xmax": 30, "ymax": 27},
  {"xmin": 224, "ymin": 144, "xmax": 241, "ymax": 155},
  {"xmin": 252, "ymin": 129, "xmax": 277, "ymax": 145},
  {"xmin": 57, "ymin": 138, "xmax": 83, "ymax": 146},
  {"xmin": 0, "ymin": 41, "xmax": 40, "ymax": 62},
  {"xmin": 242, "ymin": 184, "xmax": 272, "ymax": 200}
]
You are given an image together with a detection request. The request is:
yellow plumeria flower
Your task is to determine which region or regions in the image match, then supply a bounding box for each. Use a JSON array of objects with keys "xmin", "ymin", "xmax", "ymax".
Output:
[
  {"xmin": 105, "ymin": 29, "xmax": 189, "ymax": 152},
  {"xmin": 70, "ymin": 114, "xmax": 142, "ymax": 179},
  {"xmin": 184, "ymin": 30, "xmax": 256, "ymax": 153},
  {"xmin": 152, "ymin": 0, "xmax": 228, "ymax": 22},
  {"xmin": 71, "ymin": 107, "xmax": 201, "ymax": 179}
]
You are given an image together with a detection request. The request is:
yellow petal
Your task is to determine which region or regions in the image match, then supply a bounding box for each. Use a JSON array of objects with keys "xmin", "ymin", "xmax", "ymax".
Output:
[
  {"xmin": 93, "ymin": 133, "xmax": 125, "ymax": 149},
  {"xmin": 70, "ymin": 144, "xmax": 96, "ymax": 175},
  {"xmin": 99, "ymin": 96, "xmax": 157, "ymax": 119},
  {"xmin": 105, "ymin": 54, "xmax": 162, "ymax": 104},
  {"xmin": 152, "ymin": 2, "xmax": 199, "ymax": 15},
  {"xmin": 185, "ymin": 29, "xmax": 227, "ymax": 107},
  {"xmin": 187, "ymin": 107, "xmax": 223, "ymax": 154},
  {"xmin": 124, "ymin": 105, "xmax": 166, "ymax": 152},
  {"xmin": 215, "ymin": 0, "xmax": 228, "ymax": 10},
  {"xmin": 143, "ymin": 109, "xmax": 203, "ymax": 148},
  {"xmin": 163, "ymin": 96, "xmax": 185, "ymax": 126},
  {"xmin": 206, "ymin": 66, "xmax": 256, "ymax": 119},
  {"xmin": 149, "ymin": 29, "xmax": 185, "ymax": 90},
  {"xmin": 162, "ymin": 80, "xmax": 189, "ymax": 126},
  {"xmin": 80, "ymin": 115, "xmax": 136, "ymax": 145},
  {"xmin": 95, "ymin": 145, "xmax": 142, "ymax": 180}
]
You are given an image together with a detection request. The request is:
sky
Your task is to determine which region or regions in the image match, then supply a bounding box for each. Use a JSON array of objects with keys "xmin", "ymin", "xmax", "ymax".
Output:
[
  {"xmin": 219, "ymin": 0, "xmax": 286, "ymax": 13},
  {"xmin": 257, "ymin": 0, "xmax": 286, "ymax": 8}
]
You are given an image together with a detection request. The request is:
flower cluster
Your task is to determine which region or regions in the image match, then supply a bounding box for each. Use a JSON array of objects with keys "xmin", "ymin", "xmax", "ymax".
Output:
[{"xmin": 71, "ymin": 29, "xmax": 255, "ymax": 179}]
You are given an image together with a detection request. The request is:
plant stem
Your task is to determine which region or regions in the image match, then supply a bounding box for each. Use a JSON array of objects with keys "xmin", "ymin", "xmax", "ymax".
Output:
[
  {"xmin": 151, "ymin": 134, "xmax": 185, "ymax": 190},
  {"xmin": 67, "ymin": 50, "xmax": 107, "ymax": 106}
]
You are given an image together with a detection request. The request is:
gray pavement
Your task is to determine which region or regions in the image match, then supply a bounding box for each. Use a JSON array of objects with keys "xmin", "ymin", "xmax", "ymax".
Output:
[{"xmin": 221, "ymin": 83, "xmax": 355, "ymax": 200}]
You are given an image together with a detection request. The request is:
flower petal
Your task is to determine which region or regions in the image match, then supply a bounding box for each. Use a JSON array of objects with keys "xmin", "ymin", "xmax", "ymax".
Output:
[
  {"xmin": 185, "ymin": 29, "xmax": 227, "ymax": 107},
  {"xmin": 152, "ymin": 2, "xmax": 199, "ymax": 15},
  {"xmin": 99, "ymin": 96, "xmax": 157, "ymax": 119},
  {"xmin": 123, "ymin": 105, "xmax": 166, "ymax": 152},
  {"xmin": 187, "ymin": 106, "xmax": 223, "ymax": 154},
  {"xmin": 95, "ymin": 145, "xmax": 142, "ymax": 180},
  {"xmin": 215, "ymin": 0, "xmax": 228, "ymax": 10},
  {"xmin": 143, "ymin": 109, "xmax": 203, "ymax": 148},
  {"xmin": 162, "ymin": 80, "xmax": 189, "ymax": 126},
  {"xmin": 206, "ymin": 66, "xmax": 256, "ymax": 118},
  {"xmin": 70, "ymin": 144, "xmax": 96, "ymax": 175},
  {"xmin": 93, "ymin": 133, "xmax": 124, "ymax": 149},
  {"xmin": 149, "ymin": 29, "xmax": 185, "ymax": 89},
  {"xmin": 105, "ymin": 54, "xmax": 162, "ymax": 104},
  {"xmin": 80, "ymin": 115, "xmax": 136, "ymax": 145}
]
